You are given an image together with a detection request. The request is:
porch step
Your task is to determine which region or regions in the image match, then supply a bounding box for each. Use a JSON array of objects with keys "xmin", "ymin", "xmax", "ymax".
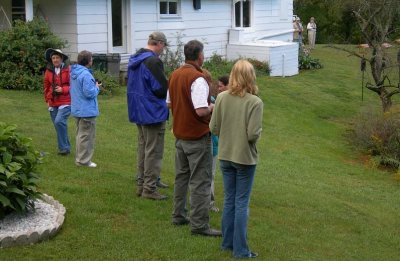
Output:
[{"xmin": 119, "ymin": 53, "xmax": 131, "ymax": 72}]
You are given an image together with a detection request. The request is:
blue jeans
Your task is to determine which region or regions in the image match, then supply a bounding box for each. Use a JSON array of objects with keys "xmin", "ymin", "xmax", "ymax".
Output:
[
  {"xmin": 220, "ymin": 160, "xmax": 256, "ymax": 258},
  {"xmin": 50, "ymin": 106, "xmax": 71, "ymax": 152}
]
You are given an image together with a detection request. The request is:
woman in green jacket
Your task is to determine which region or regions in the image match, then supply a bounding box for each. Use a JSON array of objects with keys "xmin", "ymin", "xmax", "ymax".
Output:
[{"xmin": 210, "ymin": 59, "xmax": 263, "ymax": 259}]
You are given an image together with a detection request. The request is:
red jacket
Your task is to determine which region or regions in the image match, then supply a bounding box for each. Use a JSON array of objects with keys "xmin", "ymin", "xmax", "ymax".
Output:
[{"xmin": 43, "ymin": 65, "xmax": 71, "ymax": 107}]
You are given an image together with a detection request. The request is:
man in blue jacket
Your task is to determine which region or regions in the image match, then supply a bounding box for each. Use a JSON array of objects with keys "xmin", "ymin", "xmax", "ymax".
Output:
[
  {"xmin": 127, "ymin": 32, "xmax": 169, "ymax": 200},
  {"xmin": 70, "ymin": 50, "xmax": 100, "ymax": 168}
]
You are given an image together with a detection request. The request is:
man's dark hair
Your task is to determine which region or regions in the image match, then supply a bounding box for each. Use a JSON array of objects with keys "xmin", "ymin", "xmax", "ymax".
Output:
[
  {"xmin": 184, "ymin": 40, "xmax": 203, "ymax": 61},
  {"xmin": 218, "ymin": 75, "xmax": 229, "ymax": 86},
  {"xmin": 77, "ymin": 50, "xmax": 92, "ymax": 66}
]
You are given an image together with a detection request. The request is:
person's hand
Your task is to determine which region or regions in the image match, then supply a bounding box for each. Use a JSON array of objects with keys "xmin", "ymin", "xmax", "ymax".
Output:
[
  {"xmin": 208, "ymin": 103, "xmax": 215, "ymax": 113},
  {"xmin": 55, "ymin": 86, "xmax": 62, "ymax": 93}
]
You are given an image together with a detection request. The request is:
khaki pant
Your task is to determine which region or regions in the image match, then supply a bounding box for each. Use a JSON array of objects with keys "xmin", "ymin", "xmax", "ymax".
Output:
[
  {"xmin": 172, "ymin": 135, "xmax": 212, "ymax": 231},
  {"xmin": 308, "ymin": 30, "xmax": 316, "ymax": 48},
  {"xmin": 136, "ymin": 122, "xmax": 166, "ymax": 193},
  {"xmin": 75, "ymin": 117, "xmax": 96, "ymax": 165}
]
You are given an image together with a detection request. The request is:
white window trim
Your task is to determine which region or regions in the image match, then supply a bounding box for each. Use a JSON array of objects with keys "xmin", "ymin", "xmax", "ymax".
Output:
[
  {"xmin": 232, "ymin": 0, "xmax": 254, "ymax": 29},
  {"xmin": 159, "ymin": 0, "xmax": 182, "ymax": 19}
]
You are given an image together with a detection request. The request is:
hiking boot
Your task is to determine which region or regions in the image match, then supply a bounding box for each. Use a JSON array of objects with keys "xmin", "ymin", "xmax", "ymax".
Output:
[
  {"xmin": 156, "ymin": 180, "xmax": 169, "ymax": 188},
  {"xmin": 136, "ymin": 186, "xmax": 143, "ymax": 197},
  {"xmin": 142, "ymin": 191, "xmax": 168, "ymax": 200},
  {"xmin": 191, "ymin": 228, "xmax": 222, "ymax": 237},
  {"xmin": 172, "ymin": 217, "xmax": 190, "ymax": 226},
  {"xmin": 58, "ymin": 150, "xmax": 70, "ymax": 156}
]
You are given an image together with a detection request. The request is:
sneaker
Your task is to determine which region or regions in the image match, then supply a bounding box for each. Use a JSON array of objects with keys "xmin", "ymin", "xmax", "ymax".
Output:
[
  {"xmin": 58, "ymin": 150, "xmax": 70, "ymax": 156},
  {"xmin": 210, "ymin": 205, "xmax": 219, "ymax": 213},
  {"xmin": 156, "ymin": 180, "xmax": 169, "ymax": 188},
  {"xmin": 141, "ymin": 191, "xmax": 168, "ymax": 200},
  {"xmin": 75, "ymin": 161, "xmax": 97, "ymax": 168},
  {"xmin": 88, "ymin": 162, "xmax": 97, "ymax": 168}
]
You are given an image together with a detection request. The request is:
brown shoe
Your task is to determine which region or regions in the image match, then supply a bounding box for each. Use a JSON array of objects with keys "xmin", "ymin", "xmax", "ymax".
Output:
[
  {"xmin": 156, "ymin": 180, "xmax": 169, "ymax": 188},
  {"xmin": 142, "ymin": 191, "xmax": 168, "ymax": 200},
  {"xmin": 136, "ymin": 186, "xmax": 143, "ymax": 197},
  {"xmin": 191, "ymin": 228, "xmax": 222, "ymax": 237},
  {"xmin": 172, "ymin": 217, "xmax": 190, "ymax": 226}
]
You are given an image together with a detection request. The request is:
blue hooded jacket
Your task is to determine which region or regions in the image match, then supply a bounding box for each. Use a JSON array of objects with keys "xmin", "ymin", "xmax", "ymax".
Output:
[
  {"xmin": 127, "ymin": 49, "xmax": 168, "ymax": 125},
  {"xmin": 70, "ymin": 64, "xmax": 99, "ymax": 118}
]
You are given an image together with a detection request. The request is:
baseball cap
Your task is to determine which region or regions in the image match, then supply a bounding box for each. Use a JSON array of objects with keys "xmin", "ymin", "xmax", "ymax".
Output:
[{"xmin": 149, "ymin": 31, "xmax": 168, "ymax": 46}]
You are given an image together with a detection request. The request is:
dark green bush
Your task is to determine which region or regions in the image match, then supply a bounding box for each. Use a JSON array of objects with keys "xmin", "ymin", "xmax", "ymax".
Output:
[
  {"xmin": 299, "ymin": 47, "xmax": 323, "ymax": 70},
  {"xmin": 0, "ymin": 17, "xmax": 66, "ymax": 91},
  {"xmin": 203, "ymin": 53, "xmax": 234, "ymax": 77},
  {"xmin": 352, "ymin": 106, "xmax": 400, "ymax": 169},
  {"xmin": 92, "ymin": 70, "xmax": 121, "ymax": 96},
  {"xmin": 246, "ymin": 58, "xmax": 271, "ymax": 76},
  {"xmin": 161, "ymin": 32, "xmax": 185, "ymax": 77},
  {"xmin": 0, "ymin": 122, "xmax": 43, "ymax": 219},
  {"xmin": 203, "ymin": 53, "xmax": 271, "ymax": 77}
]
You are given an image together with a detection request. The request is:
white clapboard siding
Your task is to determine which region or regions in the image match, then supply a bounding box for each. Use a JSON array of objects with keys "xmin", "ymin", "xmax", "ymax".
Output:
[
  {"xmin": 76, "ymin": 0, "xmax": 108, "ymax": 53},
  {"xmin": 35, "ymin": 0, "xmax": 296, "ymax": 76},
  {"xmin": 36, "ymin": 0, "xmax": 78, "ymax": 58}
]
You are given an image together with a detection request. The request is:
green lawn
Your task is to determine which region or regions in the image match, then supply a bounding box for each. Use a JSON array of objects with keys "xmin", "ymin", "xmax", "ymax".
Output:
[{"xmin": 0, "ymin": 46, "xmax": 399, "ymax": 260}]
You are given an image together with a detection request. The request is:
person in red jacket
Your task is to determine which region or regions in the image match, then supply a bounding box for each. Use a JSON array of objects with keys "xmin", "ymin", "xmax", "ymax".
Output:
[{"xmin": 44, "ymin": 48, "xmax": 71, "ymax": 155}]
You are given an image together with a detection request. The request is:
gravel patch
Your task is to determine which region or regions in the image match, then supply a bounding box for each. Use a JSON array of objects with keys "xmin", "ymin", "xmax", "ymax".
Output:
[{"xmin": 0, "ymin": 194, "xmax": 66, "ymax": 248}]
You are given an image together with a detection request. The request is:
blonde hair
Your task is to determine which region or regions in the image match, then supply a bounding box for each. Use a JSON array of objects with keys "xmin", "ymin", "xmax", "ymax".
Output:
[{"xmin": 228, "ymin": 59, "xmax": 258, "ymax": 97}]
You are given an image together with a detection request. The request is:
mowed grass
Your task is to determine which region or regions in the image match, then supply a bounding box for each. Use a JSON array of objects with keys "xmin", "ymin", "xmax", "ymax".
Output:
[{"xmin": 0, "ymin": 45, "xmax": 399, "ymax": 260}]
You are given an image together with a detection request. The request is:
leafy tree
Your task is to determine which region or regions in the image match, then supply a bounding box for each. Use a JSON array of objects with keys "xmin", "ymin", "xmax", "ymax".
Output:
[{"xmin": 352, "ymin": 0, "xmax": 400, "ymax": 112}]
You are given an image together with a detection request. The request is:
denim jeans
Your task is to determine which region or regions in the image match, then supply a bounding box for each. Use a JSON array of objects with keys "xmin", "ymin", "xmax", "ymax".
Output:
[
  {"xmin": 50, "ymin": 106, "xmax": 71, "ymax": 152},
  {"xmin": 220, "ymin": 160, "xmax": 256, "ymax": 258}
]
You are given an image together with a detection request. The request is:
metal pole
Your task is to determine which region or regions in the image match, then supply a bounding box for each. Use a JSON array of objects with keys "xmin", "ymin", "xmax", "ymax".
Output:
[
  {"xmin": 361, "ymin": 56, "xmax": 366, "ymax": 102},
  {"xmin": 361, "ymin": 70, "xmax": 364, "ymax": 101}
]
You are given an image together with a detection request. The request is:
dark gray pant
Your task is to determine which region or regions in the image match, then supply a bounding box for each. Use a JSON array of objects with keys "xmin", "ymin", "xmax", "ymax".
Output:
[
  {"xmin": 172, "ymin": 135, "xmax": 212, "ymax": 231},
  {"xmin": 136, "ymin": 122, "xmax": 166, "ymax": 193}
]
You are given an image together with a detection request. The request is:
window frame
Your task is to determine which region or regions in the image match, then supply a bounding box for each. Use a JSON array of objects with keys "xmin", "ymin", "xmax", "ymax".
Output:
[
  {"xmin": 159, "ymin": 0, "xmax": 181, "ymax": 18},
  {"xmin": 233, "ymin": 0, "xmax": 253, "ymax": 28}
]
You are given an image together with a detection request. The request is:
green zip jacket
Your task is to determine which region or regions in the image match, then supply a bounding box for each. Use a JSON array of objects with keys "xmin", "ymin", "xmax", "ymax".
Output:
[{"xmin": 210, "ymin": 91, "xmax": 263, "ymax": 165}]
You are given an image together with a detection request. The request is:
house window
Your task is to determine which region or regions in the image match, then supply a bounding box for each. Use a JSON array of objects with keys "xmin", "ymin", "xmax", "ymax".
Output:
[
  {"xmin": 112, "ymin": 0, "xmax": 123, "ymax": 47},
  {"xmin": 234, "ymin": 0, "xmax": 251, "ymax": 28},
  {"xmin": 12, "ymin": 0, "xmax": 25, "ymax": 21},
  {"xmin": 160, "ymin": 0, "xmax": 179, "ymax": 15}
]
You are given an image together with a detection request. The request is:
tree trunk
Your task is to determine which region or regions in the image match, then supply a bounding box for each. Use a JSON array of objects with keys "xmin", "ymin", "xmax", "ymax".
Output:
[
  {"xmin": 370, "ymin": 46, "xmax": 384, "ymax": 85},
  {"xmin": 381, "ymin": 91, "xmax": 392, "ymax": 112}
]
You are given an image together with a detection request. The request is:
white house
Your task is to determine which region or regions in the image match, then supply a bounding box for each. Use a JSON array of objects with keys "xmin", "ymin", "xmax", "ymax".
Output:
[{"xmin": 0, "ymin": 0, "xmax": 298, "ymax": 76}]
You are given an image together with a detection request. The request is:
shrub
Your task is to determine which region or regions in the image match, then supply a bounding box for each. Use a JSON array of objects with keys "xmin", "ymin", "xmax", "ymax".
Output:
[
  {"xmin": 92, "ymin": 70, "xmax": 121, "ymax": 96},
  {"xmin": 203, "ymin": 53, "xmax": 270, "ymax": 77},
  {"xmin": 246, "ymin": 58, "xmax": 271, "ymax": 76},
  {"xmin": 0, "ymin": 122, "xmax": 43, "ymax": 219},
  {"xmin": 203, "ymin": 53, "xmax": 234, "ymax": 77},
  {"xmin": 352, "ymin": 106, "xmax": 400, "ymax": 168},
  {"xmin": 0, "ymin": 17, "xmax": 66, "ymax": 91},
  {"xmin": 161, "ymin": 32, "xmax": 185, "ymax": 77},
  {"xmin": 299, "ymin": 47, "xmax": 323, "ymax": 70}
]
